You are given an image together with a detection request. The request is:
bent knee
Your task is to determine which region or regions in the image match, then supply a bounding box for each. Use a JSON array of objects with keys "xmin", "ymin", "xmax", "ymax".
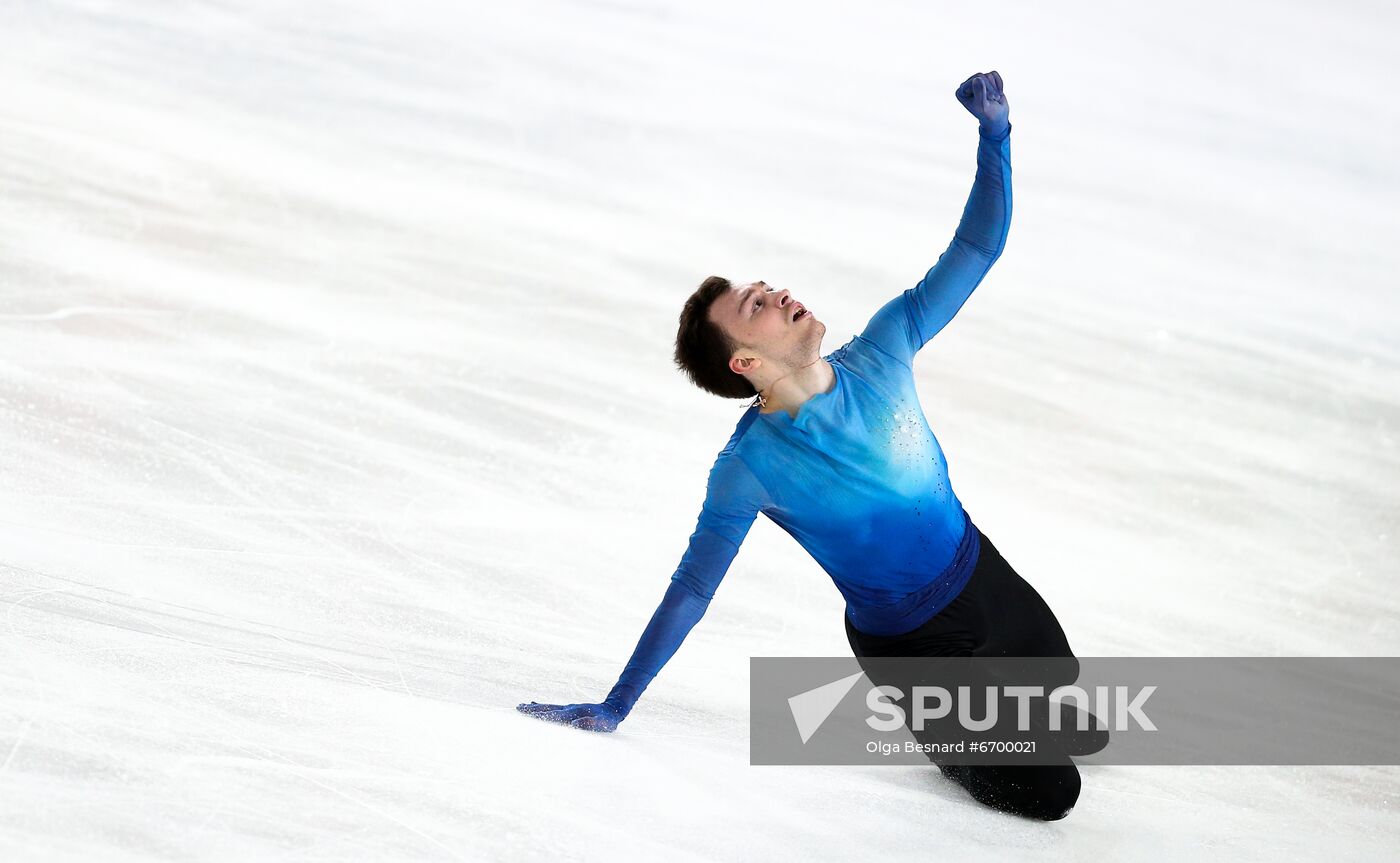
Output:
[
  {"xmin": 959, "ymin": 763, "xmax": 1081, "ymax": 821},
  {"xmin": 1028, "ymin": 768, "xmax": 1080, "ymax": 821}
]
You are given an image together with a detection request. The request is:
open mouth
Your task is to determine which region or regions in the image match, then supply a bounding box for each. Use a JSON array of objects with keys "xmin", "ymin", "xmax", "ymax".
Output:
[{"xmin": 792, "ymin": 305, "xmax": 808, "ymax": 322}]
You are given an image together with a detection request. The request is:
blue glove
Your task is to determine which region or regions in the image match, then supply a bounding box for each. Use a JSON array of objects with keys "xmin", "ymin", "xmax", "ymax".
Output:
[
  {"xmin": 516, "ymin": 694, "xmax": 630, "ymax": 732},
  {"xmin": 956, "ymin": 70, "xmax": 1010, "ymax": 138}
]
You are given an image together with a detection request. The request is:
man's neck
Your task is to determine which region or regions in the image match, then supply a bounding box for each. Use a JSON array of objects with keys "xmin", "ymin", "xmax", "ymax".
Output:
[{"xmin": 757, "ymin": 358, "xmax": 836, "ymax": 418}]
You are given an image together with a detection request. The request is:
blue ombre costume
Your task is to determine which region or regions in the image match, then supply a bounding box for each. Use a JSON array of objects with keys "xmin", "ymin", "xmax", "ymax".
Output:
[{"xmin": 606, "ymin": 123, "xmax": 1013, "ymax": 716}]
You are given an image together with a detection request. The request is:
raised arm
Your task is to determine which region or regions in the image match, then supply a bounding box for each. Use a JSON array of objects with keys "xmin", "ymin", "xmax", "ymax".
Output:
[
  {"xmin": 859, "ymin": 71, "xmax": 1013, "ymax": 367},
  {"xmin": 517, "ymin": 448, "xmax": 769, "ymax": 731}
]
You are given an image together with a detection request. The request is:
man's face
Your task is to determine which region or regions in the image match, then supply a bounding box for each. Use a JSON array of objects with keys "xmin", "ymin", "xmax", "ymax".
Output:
[{"xmin": 707, "ymin": 280, "xmax": 824, "ymax": 378}]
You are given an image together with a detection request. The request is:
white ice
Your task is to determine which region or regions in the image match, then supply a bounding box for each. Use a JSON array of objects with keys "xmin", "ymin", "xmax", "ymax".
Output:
[{"xmin": 1, "ymin": 0, "xmax": 1398, "ymax": 860}]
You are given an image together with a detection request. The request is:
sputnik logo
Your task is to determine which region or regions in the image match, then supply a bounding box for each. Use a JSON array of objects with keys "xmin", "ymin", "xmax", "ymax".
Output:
[{"xmin": 787, "ymin": 671, "xmax": 866, "ymax": 744}]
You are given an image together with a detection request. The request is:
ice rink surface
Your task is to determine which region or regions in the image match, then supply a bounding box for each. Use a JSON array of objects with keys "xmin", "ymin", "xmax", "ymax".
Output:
[{"xmin": 2, "ymin": 0, "xmax": 1398, "ymax": 859}]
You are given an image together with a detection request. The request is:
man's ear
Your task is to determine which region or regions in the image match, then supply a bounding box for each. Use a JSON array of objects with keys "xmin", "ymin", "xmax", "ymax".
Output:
[{"xmin": 729, "ymin": 354, "xmax": 758, "ymax": 377}]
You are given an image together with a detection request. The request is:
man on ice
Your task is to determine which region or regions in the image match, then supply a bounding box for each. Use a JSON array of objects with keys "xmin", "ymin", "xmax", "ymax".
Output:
[{"xmin": 520, "ymin": 71, "xmax": 1083, "ymax": 820}]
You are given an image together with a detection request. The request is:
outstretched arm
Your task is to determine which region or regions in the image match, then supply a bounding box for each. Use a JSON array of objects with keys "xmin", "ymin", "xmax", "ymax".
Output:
[
  {"xmin": 859, "ymin": 71, "xmax": 1013, "ymax": 367},
  {"xmin": 517, "ymin": 451, "xmax": 768, "ymax": 732}
]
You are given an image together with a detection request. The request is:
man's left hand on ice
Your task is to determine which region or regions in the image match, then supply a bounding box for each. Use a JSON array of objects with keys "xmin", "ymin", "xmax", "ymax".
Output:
[{"xmin": 516, "ymin": 699, "xmax": 627, "ymax": 732}]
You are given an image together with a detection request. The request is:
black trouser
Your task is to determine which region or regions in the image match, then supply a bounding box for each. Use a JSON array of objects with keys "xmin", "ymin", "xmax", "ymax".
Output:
[{"xmin": 844, "ymin": 524, "xmax": 1082, "ymax": 821}]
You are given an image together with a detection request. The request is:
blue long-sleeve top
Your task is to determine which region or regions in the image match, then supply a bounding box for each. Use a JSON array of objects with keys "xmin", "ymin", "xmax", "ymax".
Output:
[{"xmin": 606, "ymin": 123, "xmax": 1013, "ymax": 716}]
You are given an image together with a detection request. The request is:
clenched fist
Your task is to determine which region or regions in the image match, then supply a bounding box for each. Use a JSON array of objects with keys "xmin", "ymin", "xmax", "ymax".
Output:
[{"xmin": 956, "ymin": 71, "xmax": 1009, "ymax": 138}]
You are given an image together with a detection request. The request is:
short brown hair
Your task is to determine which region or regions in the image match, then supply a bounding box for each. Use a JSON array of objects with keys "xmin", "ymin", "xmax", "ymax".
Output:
[{"xmin": 674, "ymin": 275, "xmax": 757, "ymax": 399}]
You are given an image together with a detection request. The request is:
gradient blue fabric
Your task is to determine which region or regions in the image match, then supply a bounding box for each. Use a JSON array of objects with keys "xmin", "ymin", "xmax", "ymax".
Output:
[{"xmin": 603, "ymin": 122, "xmax": 1014, "ymax": 718}]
